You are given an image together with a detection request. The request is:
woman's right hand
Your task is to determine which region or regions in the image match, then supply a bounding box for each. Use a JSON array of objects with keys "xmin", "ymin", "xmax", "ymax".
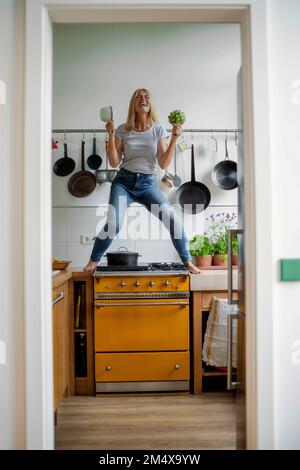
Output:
[{"xmin": 106, "ymin": 120, "xmax": 115, "ymax": 136}]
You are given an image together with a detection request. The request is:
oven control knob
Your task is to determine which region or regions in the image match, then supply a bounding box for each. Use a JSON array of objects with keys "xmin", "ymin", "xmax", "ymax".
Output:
[
  {"xmin": 174, "ymin": 364, "xmax": 180, "ymax": 370},
  {"xmin": 120, "ymin": 280, "xmax": 126, "ymax": 288},
  {"xmin": 106, "ymin": 366, "xmax": 112, "ymax": 371},
  {"xmin": 149, "ymin": 280, "xmax": 155, "ymax": 287},
  {"xmin": 164, "ymin": 280, "xmax": 170, "ymax": 287},
  {"xmin": 135, "ymin": 280, "xmax": 141, "ymax": 287}
]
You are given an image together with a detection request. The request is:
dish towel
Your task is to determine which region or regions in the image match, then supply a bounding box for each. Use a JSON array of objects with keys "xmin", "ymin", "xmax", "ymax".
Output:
[{"xmin": 202, "ymin": 296, "xmax": 238, "ymax": 368}]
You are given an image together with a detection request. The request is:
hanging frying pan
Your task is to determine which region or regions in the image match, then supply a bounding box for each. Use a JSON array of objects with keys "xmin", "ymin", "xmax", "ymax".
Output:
[
  {"xmin": 211, "ymin": 135, "xmax": 237, "ymax": 190},
  {"xmin": 53, "ymin": 141, "xmax": 75, "ymax": 177},
  {"xmin": 87, "ymin": 134, "xmax": 102, "ymax": 170},
  {"xmin": 175, "ymin": 144, "xmax": 211, "ymax": 214},
  {"xmin": 68, "ymin": 140, "xmax": 96, "ymax": 198}
]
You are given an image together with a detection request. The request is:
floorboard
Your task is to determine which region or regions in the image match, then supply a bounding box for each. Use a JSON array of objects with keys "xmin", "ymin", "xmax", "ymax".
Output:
[{"xmin": 55, "ymin": 392, "xmax": 236, "ymax": 450}]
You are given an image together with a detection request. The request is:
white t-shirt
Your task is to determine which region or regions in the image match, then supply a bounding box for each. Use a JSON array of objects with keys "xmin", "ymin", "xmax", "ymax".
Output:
[{"xmin": 115, "ymin": 122, "xmax": 170, "ymax": 174}]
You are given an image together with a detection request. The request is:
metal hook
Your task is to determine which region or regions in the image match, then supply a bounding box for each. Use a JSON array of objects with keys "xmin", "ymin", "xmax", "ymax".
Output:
[
  {"xmin": 64, "ymin": 129, "xmax": 66, "ymax": 142},
  {"xmin": 94, "ymin": 128, "xmax": 96, "ymax": 138},
  {"xmin": 235, "ymin": 131, "xmax": 238, "ymax": 146},
  {"xmin": 82, "ymin": 129, "xmax": 85, "ymax": 140},
  {"xmin": 208, "ymin": 129, "xmax": 218, "ymax": 152}
]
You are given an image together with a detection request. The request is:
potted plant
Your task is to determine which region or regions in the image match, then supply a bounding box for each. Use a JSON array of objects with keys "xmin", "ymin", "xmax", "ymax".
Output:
[
  {"xmin": 212, "ymin": 232, "xmax": 228, "ymax": 266},
  {"xmin": 204, "ymin": 212, "xmax": 238, "ymax": 267},
  {"xmin": 232, "ymin": 232, "xmax": 239, "ymax": 266},
  {"xmin": 189, "ymin": 235, "xmax": 213, "ymax": 267}
]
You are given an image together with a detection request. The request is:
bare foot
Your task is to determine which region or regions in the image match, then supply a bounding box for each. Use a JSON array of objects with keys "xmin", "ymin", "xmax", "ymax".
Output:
[
  {"xmin": 185, "ymin": 261, "xmax": 203, "ymax": 274},
  {"xmin": 83, "ymin": 259, "xmax": 98, "ymax": 273}
]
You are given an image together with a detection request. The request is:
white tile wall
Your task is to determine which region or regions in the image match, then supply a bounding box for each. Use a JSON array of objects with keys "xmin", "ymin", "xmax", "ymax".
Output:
[
  {"xmin": 52, "ymin": 204, "xmax": 238, "ymax": 266},
  {"xmin": 52, "ymin": 242, "xmax": 67, "ymax": 260},
  {"xmin": 52, "ymin": 208, "xmax": 66, "ymax": 242}
]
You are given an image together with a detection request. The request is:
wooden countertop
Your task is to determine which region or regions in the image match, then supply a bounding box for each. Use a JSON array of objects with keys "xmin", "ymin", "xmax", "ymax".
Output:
[{"xmin": 52, "ymin": 266, "xmax": 93, "ymax": 288}]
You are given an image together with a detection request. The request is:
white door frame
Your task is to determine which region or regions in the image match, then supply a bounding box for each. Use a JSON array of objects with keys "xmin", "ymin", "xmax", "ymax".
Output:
[{"xmin": 24, "ymin": 0, "xmax": 273, "ymax": 450}]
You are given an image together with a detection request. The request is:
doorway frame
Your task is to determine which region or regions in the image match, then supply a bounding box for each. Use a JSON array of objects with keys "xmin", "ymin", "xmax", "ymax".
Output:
[{"xmin": 24, "ymin": 0, "xmax": 274, "ymax": 450}]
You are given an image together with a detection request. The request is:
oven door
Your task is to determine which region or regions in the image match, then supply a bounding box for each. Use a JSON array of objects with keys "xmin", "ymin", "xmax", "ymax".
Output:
[{"xmin": 94, "ymin": 297, "xmax": 189, "ymax": 352}]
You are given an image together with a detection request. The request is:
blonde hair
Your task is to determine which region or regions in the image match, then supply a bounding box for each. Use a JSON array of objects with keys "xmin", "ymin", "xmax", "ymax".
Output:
[{"xmin": 124, "ymin": 88, "xmax": 159, "ymax": 132}]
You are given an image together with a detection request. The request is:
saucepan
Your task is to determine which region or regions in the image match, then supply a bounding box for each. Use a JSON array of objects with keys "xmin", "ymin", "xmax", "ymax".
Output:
[{"xmin": 211, "ymin": 135, "xmax": 237, "ymax": 190}]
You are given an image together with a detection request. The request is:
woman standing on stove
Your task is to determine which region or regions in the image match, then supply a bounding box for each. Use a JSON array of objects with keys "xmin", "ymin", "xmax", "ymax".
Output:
[{"xmin": 84, "ymin": 88, "xmax": 201, "ymax": 274}]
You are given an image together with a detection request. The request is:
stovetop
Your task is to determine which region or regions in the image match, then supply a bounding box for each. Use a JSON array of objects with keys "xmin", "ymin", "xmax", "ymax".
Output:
[{"xmin": 95, "ymin": 262, "xmax": 188, "ymax": 273}]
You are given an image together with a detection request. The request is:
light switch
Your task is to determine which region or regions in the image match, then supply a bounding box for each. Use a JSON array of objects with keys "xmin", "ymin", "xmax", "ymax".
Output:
[
  {"xmin": 280, "ymin": 259, "xmax": 300, "ymax": 281},
  {"xmin": 0, "ymin": 80, "xmax": 6, "ymax": 105}
]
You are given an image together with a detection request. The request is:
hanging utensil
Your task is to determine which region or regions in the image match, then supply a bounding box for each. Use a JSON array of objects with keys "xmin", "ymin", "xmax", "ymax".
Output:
[
  {"xmin": 53, "ymin": 131, "xmax": 75, "ymax": 177},
  {"xmin": 175, "ymin": 144, "xmax": 211, "ymax": 214},
  {"xmin": 208, "ymin": 130, "xmax": 218, "ymax": 152},
  {"xmin": 68, "ymin": 132, "xmax": 96, "ymax": 197},
  {"xmin": 87, "ymin": 131, "xmax": 103, "ymax": 170},
  {"xmin": 95, "ymin": 135, "xmax": 111, "ymax": 184},
  {"xmin": 161, "ymin": 172, "xmax": 173, "ymax": 188},
  {"xmin": 172, "ymin": 143, "xmax": 181, "ymax": 187},
  {"xmin": 211, "ymin": 133, "xmax": 237, "ymax": 190}
]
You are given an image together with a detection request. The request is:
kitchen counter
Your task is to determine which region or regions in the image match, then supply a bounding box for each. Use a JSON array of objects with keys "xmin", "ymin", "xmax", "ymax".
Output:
[
  {"xmin": 190, "ymin": 268, "xmax": 238, "ymax": 291},
  {"xmin": 52, "ymin": 266, "xmax": 92, "ymax": 288},
  {"xmin": 52, "ymin": 269, "xmax": 72, "ymax": 288}
]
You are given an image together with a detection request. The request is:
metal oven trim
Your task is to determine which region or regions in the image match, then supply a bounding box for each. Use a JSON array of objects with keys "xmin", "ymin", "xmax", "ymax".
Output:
[
  {"xmin": 94, "ymin": 291, "xmax": 190, "ymax": 300},
  {"xmin": 96, "ymin": 381, "xmax": 189, "ymax": 393}
]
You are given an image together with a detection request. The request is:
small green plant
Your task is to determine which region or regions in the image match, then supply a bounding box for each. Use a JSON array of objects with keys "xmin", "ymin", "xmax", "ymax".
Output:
[
  {"xmin": 189, "ymin": 235, "xmax": 212, "ymax": 257},
  {"xmin": 232, "ymin": 233, "xmax": 238, "ymax": 255},
  {"xmin": 212, "ymin": 232, "xmax": 228, "ymax": 256},
  {"xmin": 168, "ymin": 109, "xmax": 186, "ymax": 125}
]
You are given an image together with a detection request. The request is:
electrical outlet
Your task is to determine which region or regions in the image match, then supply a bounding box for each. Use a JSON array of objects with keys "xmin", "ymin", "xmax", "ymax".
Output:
[{"xmin": 81, "ymin": 234, "xmax": 96, "ymax": 245}]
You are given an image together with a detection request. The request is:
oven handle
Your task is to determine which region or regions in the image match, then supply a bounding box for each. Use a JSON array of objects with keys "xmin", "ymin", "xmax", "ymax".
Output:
[{"xmin": 95, "ymin": 301, "xmax": 189, "ymax": 307}]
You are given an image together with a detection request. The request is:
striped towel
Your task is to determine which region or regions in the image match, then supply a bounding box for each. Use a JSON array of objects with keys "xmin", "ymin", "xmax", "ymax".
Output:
[{"xmin": 202, "ymin": 296, "xmax": 237, "ymax": 368}]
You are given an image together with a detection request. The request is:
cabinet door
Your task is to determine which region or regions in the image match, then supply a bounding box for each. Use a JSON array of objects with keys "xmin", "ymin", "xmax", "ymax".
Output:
[
  {"xmin": 60, "ymin": 282, "xmax": 69, "ymax": 398},
  {"xmin": 53, "ymin": 282, "xmax": 69, "ymax": 414},
  {"xmin": 52, "ymin": 289, "xmax": 59, "ymax": 414}
]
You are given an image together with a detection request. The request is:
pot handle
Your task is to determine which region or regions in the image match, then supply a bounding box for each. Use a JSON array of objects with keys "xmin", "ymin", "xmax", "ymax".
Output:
[
  {"xmin": 225, "ymin": 135, "xmax": 229, "ymax": 160},
  {"xmin": 117, "ymin": 246, "xmax": 128, "ymax": 252}
]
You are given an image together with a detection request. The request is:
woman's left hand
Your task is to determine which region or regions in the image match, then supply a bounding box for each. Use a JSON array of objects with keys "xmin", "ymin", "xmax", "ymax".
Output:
[{"xmin": 172, "ymin": 124, "xmax": 183, "ymax": 139}]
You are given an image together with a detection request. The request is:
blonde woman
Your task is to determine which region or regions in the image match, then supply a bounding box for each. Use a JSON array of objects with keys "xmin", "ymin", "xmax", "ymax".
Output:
[{"xmin": 84, "ymin": 88, "xmax": 201, "ymax": 274}]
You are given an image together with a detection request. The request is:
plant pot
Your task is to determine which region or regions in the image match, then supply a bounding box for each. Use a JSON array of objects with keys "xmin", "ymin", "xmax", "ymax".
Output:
[
  {"xmin": 194, "ymin": 255, "xmax": 212, "ymax": 267},
  {"xmin": 213, "ymin": 254, "xmax": 228, "ymax": 267},
  {"xmin": 232, "ymin": 254, "xmax": 238, "ymax": 266}
]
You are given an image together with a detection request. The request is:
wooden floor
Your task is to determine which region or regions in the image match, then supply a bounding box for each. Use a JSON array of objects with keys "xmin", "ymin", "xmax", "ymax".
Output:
[{"xmin": 55, "ymin": 392, "xmax": 236, "ymax": 450}]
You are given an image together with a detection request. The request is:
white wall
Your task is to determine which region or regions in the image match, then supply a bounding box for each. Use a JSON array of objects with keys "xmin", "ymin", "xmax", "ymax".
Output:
[
  {"xmin": 0, "ymin": 0, "xmax": 25, "ymax": 450},
  {"xmin": 52, "ymin": 23, "xmax": 240, "ymax": 265},
  {"xmin": 268, "ymin": 0, "xmax": 300, "ymax": 450}
]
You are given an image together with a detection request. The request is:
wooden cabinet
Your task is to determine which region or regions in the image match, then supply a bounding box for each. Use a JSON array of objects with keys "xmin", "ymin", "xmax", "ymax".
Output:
[
  {"xmin": 192, "ymin": 290, "xmax": 238, "ymax": 394},
  {"xmin": 52, "ymin": 281, "xmax": 69, "ymax": 423},
  {"xmin": 70, "ymin": 276, "xmax": 94, "ymax": 396}
]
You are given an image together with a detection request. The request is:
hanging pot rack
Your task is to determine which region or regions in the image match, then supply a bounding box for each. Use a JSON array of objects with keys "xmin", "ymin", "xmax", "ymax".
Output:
[{"xmin": 52, "ymin": 128, "xmax": 241, "ymax": 134}]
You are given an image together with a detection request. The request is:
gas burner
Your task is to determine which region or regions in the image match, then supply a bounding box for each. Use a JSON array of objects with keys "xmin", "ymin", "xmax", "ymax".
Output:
[
  {"xmin": 148, "ymin": 262, "xmax": 188, "ymax": 272},
  {"xmin": 95, "ymin": 262, "xmax": 188, "ymax": 273}
]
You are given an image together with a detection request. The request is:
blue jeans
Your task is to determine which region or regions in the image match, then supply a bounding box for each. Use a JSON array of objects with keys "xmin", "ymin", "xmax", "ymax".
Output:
[{"xmin": 90, "ymin": 167, "xmax": 192, "ymax": 264}]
